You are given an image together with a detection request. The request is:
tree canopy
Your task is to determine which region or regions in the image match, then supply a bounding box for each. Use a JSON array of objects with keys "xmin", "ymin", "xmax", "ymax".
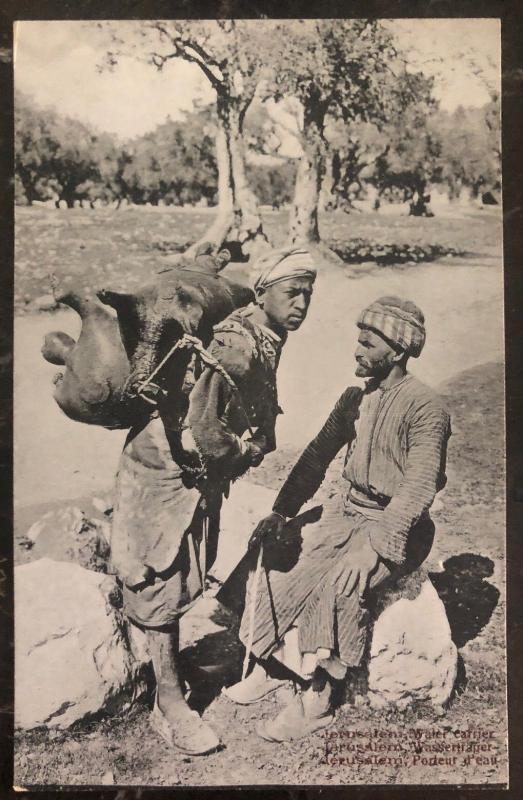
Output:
[{"xmin": 16, "ymin": 20, "xmax": 501, "ymax": 226}]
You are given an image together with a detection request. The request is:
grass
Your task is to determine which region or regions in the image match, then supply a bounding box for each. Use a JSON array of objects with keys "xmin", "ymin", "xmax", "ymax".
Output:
[{"xmin": 14, "ymin": 205, "xmax": 502, "ymax": 314}]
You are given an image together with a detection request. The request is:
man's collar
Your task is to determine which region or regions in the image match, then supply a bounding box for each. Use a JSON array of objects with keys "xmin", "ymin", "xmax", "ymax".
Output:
[
  {"xmin": 366, "ymin": 372, "xmax": 413, "ymax": 394},
  {"xmin": 244, "ymin": 303, "xmax": 284, "ymax": 343}
]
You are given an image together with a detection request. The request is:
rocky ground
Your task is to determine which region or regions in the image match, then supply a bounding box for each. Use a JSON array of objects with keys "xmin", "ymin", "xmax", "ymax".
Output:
[{"xmin": 12, "ymin": 207, "xmax": 506, "ymax": 788}]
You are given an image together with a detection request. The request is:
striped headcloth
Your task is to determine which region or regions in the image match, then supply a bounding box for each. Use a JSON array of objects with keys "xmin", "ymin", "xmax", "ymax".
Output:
[
  {"xmin": 252, "ymin": 247, "xmax": 317, "ymax": 293},
  {"xmin": 357, "ymin": 296, "xmax": 426, "ymax": 358}
]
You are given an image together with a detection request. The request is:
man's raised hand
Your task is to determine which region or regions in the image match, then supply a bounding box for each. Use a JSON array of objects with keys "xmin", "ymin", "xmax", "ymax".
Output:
[{"xmin": 248, "ymin": 511, "xmax": 286, "ymax": 551}]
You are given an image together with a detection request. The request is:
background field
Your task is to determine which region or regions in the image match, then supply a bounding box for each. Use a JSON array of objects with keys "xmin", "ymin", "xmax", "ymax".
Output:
[{"xmin": 13, "ymin": 206, "xmax": 505, "ymax": 787}]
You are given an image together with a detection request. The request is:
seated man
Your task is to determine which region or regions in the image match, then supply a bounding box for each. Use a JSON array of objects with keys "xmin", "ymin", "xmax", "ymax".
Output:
[
  {"xmin": 110, "ymin": 248, "xmax": 317, "ymax": 755},
  {"xmin": 224, "ymin": 296, "xmax": 451, "ymax": 742}
]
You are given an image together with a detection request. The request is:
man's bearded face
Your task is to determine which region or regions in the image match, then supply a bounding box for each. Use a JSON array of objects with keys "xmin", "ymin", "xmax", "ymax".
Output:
[{"xmin": 354, "ymin": 327, "xmax": 401, "ymax": 378}]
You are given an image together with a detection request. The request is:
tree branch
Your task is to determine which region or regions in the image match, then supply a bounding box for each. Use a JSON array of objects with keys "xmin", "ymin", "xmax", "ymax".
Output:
[{"xmin": 150, "ymin": 22, "xmax": 225, "ymax": 89}]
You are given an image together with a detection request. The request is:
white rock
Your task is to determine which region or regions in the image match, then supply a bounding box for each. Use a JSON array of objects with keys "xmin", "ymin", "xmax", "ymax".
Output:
[
  {"xmin": 15, "ymin": 559, "xmax": 149, "ymax": 730},
  {"xmin": 27, "ymin": 506, "xmax": 110, "ymax": 573},
  {"xmin": 91, "ymin": 492, "xmax": 114, "ymax": 516},
  {"xmin": 101, "ymin": 770, "xmax": 115, "ymax": 785},
  {"xmin": 26, "ymin": 506, "xmax": 84, "ymax": 544},
  {"xmin": 368, "ymin": 574, "xmax": 458, "ymax": 710},
  {"xmin": 210, "ymin": 480, "xmax": 275, "ymax": 583},
  {"xmin": 33, "ymin": 294, "xmax": 57, "ymax": 312}
]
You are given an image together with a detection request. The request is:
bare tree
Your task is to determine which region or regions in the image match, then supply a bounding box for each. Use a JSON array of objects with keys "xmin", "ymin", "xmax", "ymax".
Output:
[{"xmin": 101, "ymin": 20, "xmax": 273, "ymax": 259}]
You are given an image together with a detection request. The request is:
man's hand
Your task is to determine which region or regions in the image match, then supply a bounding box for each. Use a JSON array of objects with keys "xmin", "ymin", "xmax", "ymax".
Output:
[
  {"xmin": 248, "ymin": 511, "xmax": 286, "ymax": 551},
  {"xmin": 124, "ymin": 564, "xmax": 155, "ymax": 591},
  {"xmin": 246, "ymin": 442, "xmax": 265, "ymax": 467},
  {"xmin": 330, "ymin": 534, "xmax": 379, "ymax": 599}
]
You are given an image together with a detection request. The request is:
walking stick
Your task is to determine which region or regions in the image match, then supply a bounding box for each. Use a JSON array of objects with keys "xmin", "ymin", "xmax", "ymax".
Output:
[
  {"xmin": 201, "ymin": 513, "xmax": 208, "ymax": 588},
  {"xmin": 241, "ymin": 542, "xmax": 264, "ymax": 681}
]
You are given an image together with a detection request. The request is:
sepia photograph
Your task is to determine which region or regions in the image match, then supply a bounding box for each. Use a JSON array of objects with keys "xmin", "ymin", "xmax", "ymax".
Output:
[{"xmin": 12, "ymin": 17, "xmax": 505, "ymax": 788}]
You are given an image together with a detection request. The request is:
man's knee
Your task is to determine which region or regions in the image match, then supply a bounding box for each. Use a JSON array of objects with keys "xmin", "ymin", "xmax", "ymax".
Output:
[{"xmin": 122, "ymin": 570, "xmax": 184, "ymax": 629}]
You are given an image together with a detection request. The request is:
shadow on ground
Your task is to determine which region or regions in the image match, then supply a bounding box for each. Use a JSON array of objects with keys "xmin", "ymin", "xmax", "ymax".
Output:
[
  {"xmin": 429, "ymin": 553, "xmax": 500, "ymax": 649},
  {"xmin": 180, "ymin": 601, "xmax": 243, "ymax": 715}
]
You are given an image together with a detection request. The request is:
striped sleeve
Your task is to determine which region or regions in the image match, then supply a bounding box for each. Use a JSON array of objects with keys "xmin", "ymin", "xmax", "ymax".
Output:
[
  {"xmin": 369, "ymin": 401, "xmax": 451, "ymax": 565},
  {"xmin": 273, "ymin": 386, "xmax": 363, "ymax": 518}
]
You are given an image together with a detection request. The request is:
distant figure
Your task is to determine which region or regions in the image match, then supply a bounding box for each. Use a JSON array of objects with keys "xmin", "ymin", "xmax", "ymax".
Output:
[
  {"xmin": 409, "ymin": 191, "xmax": 434, "ymax": 217},
  {"xmin": 481, "ymin": 190, "xmax": 499, "ymax": 206}
]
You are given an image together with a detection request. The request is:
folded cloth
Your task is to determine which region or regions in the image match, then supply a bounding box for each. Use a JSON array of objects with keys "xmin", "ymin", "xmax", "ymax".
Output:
[{"xmin": 252, "ymin": 248, "xmax": 317, "ymax": 293}]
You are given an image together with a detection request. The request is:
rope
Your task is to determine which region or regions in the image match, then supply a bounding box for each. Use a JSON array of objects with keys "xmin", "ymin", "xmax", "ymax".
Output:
[
  {"xmin": 135, "ymin": 336, "xmax": 189, "ymax": 394},
  {"xmin": 135, "ymin": 333, "xmax": 254, "ymax": 436},
  {"xmin": 241, "ymin": 543, "xmax": 264, "ymax": 681}
]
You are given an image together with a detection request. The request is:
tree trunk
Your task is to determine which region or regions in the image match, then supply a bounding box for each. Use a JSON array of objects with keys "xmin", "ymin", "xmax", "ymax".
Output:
[
  {"xmin": 288, "ymin": 103, "xmax": 345, "ymax": 266},
  {"xmin": 18, "ymin": 170, "xmax": 37, "ymax": 206},
  {"xmin": 226, "ymin": 103, "xmax": 267, "ymax": 254},
  {"xmin": 184, "ymin": 94, "xmax": 268, "ymax": 264},
  {"xmin": 288, "ymin": 139, "xmax": 322, "ymax": 245},
  {"xmin": 408, "ymin": 180, "xmax": 433, "ymax": 217},
  {"xmin": 186, "ymin": 120, "xmax": 234, "ymax": 256},
  {"xmin": 319, "ymin": 151, "xmax": 338, "ymax": 211}
]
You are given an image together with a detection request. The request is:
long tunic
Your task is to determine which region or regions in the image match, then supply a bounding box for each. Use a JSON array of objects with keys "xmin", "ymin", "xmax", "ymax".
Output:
[
  {"xmin": 240, "ymin": 374, "xmax": 451, "ymax": 666},
  {"xmin": 110, "ymin": 306, "xmax": 284, "ymax": 625},
  {"xmin": 274, "ymin": 373, "xmax": 451, "ymax": 564}
]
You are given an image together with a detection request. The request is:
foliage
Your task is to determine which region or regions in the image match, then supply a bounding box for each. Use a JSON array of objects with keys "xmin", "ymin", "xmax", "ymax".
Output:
[
  {"xmin": 15, "ymin": 95, "xmax": 60, "ymax": 204},
  {"xmin": 323, "ymin": 119, "xmax": 389, "ymax": 208},
  {"xmin": 15, "ymin": 93, "xmax": 218, "ymax": 208},
  {"xmin": 266, "ymin": 20, "xmax": 405, "ymax": 126},
  {"xmin": 436, "ymin": 102, "xmax": 501, "ymax": 199},
  {"xmin": 369, "ymin": 95, "xmax": 441, "ymax": 211},
  {"xmin": 328, "ymin": 237, "xmax": 465, "ymax": 265},
  {"xmin": 246, "ymin": 160, "xmax": 297, "ymax": 207},
  {"xmin": 15, "ymin": 93, "xmax": 110, "ymax": 207},
  {"xmin": 100, "ymin": 20, "xmax": 277, "ymax": 246},
  {"xmin": 16, "ymin": 21, "xmax": 502, "ymax": 220},
  {"xmin": 370, "ymin": 97, "xmax": 501, "ymax": 207},
  {"xmin": 256, "ymin": 20, "xmax": 437, "ymax": 239},
  {"xmin": 121, "ymin": 110, "xmax": 218, "ymax": 206},
  {"xmin": 102, "ymin": 20, "xmax": 269, "ymax": 118}
]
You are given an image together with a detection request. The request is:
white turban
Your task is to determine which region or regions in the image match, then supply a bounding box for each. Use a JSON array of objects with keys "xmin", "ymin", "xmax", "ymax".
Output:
[{"xmin": 252, "ymin": 248, "xmax": 317, "ymax": 293}]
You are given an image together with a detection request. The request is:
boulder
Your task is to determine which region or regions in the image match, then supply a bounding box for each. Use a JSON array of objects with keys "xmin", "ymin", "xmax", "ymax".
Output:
[
  {"xmin": 367, "ymin": 572, "xmax": 458, "ymax": 710},
  {"xmin": 33, "ymin": 293, "xmax": 58, "ymax": 312},
  {"xmin": 91, "ymin": 491, "xmax": 114, "ymax": 517},
  {"xmin": 15, "ymin": 559, "xmax": 150, "ymax": 730},
  {"xmin": 210, "ymin": 480, "xmax": 276, "ymax": 583},
  {"xmin": 26, "ymin": 505, "xmax": 111, "ymax": 573}
]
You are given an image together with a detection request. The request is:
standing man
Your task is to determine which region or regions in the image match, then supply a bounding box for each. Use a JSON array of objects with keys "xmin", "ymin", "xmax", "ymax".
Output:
[
  {"xmin": 224, "ymin": 296, "xmax": 451, "ymax": 743},
  {"xmin": 109, "ymin": 248, "xmax": 317, "ymax": 755}
]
